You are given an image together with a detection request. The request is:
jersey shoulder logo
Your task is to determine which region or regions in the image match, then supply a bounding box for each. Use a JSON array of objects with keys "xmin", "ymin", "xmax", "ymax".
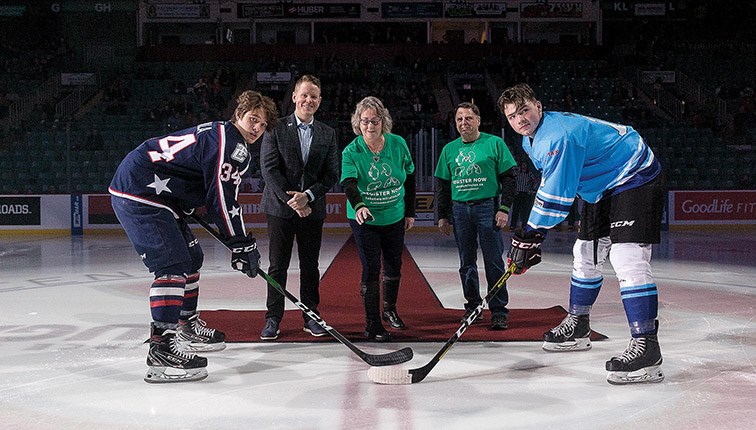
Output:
[{"xmin": 231, "ymin": 143, "xmax": 248, "ymax": 163}]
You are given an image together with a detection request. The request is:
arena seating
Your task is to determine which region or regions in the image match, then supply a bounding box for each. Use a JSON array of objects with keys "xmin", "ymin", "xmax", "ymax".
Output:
[{"xmin": 2, "ymin": 51, "xmax": 753, "ymax": 194}]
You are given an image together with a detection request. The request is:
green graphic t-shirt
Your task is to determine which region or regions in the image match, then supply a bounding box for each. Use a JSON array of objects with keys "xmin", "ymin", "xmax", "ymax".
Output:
[
  {"xmin": 341, "ymin": 133, "xmax": 415, "ymax": 226},
  {"xmin": 434, "ymin": 132, "xmax": 516, "ymax": 202}
]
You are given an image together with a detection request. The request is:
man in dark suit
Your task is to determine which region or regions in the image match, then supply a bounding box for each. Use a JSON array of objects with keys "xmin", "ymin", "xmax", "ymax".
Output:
[{"xmin": 259, "ymin": 75, "xmax": 340, "ymax": 339}]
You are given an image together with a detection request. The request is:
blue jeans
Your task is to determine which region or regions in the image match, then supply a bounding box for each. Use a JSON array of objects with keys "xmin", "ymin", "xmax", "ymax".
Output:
[{"xmin": 452, "ymin": 199, "xmax": 509, "ymax": 317}]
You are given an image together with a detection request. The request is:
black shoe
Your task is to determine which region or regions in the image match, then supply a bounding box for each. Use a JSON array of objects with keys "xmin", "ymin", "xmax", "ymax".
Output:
[
  {"xmin": 490, "ymin": 314, "xmax": 508, "ymax": 330},
  {"xmin": 382, "ymin": 309, "xmax": 406, "ymax": 330},
  {"xmin": 260, "ymin": 318, "xmax": 280, "ymax": 340},
  {"xmin": 460, "ymin": 308, "xmax": 484, "ymax": 324},
  {"xmin": 365, "ymin": 323, "xmax": 392, "ymax": 342}
]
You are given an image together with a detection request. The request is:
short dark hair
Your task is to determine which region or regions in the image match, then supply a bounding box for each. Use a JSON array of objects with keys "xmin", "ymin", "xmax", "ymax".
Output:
[
  {"xmin": 498, "ymin": 83, "xmax": 538, "ymax": 114},
  {"xmin": 455, "ymin": 102, "xmax": 480, "ymax": 117}
]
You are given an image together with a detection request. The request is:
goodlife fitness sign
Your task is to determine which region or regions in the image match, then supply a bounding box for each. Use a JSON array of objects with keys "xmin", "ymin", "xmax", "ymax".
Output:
[{"xmin": 669, "ymin": 190, "xmax": 756, "ymax": 225}]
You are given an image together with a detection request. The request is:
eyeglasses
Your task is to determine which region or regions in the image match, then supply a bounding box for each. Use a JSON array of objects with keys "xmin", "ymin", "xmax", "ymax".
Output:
[{"xmin": 359, "ymin": 118, "xmax": 382, "ymax": 126}]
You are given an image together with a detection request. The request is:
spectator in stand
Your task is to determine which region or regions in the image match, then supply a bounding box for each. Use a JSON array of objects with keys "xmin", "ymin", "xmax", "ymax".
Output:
[
  {"xmin": 446, "ymin": 110, "xmax": 458, "ymax": 140},
  {"xmin": 425, "ymin": 93, "xmax": 439, "ymax": 118},
  {"xmin": 411, "ymin": 96, "xmax": 424, "ymax": 118},
  {"xmin": 84, "ymin": 128, "xmax": 104, "ymax": 150},
  {"xmin": 510, "ymin": 160, "xmax": 537, "ymax": 230},
  {"xmin": 733, "ymin": 88, "xmax": 755, "ymax": 135}
]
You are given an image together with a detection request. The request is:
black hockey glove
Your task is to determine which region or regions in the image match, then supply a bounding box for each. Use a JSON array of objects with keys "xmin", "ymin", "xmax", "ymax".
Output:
[
  {"xmin": 507, "ymin": 228, "xmax": 544, "ymax": 275},
  {"xmin": 228, "ymin": 235, "xmax": 260, "ymax": 278}
]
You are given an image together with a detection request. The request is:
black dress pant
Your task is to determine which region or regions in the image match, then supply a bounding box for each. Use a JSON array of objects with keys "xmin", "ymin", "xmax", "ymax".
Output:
[{"xmin": 265, "ymin": 214, "xmax": 324, "ymax": 323}]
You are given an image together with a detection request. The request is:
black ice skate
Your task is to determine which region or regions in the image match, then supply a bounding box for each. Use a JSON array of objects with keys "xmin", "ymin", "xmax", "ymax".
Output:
[
  {"xmin": 145, "ymin": 329, "xmax": 208, "ymax": 383},
  {"xmin": 542, "ymin": 313, "xmax": 592, "ymax": 352},
  {"xmin": 605, "ymin": 332, "xmax": 664, "ymax": 385},
  {"xmin": 177, "ymin": 314, "xmax": 226, "ymax": 352}
]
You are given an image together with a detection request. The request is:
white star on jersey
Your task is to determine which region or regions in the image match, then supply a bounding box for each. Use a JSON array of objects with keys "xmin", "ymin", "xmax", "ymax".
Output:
[
  {"xmin": 147, "ymin": 174, "xmax": 172, "ymax": 195},
  {"xmin": 228, "ymin": 206, "xmax": 241, "ymax": 218}
]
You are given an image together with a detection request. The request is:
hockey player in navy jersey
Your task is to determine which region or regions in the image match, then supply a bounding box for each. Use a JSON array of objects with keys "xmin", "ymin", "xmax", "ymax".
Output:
[
  {"xmin": 498, "ymin": 83, "xmax": 665, "ymax": 385},
  {"xmin": 110, "ymin": 90, "xmax": 278, "ymax": 383}
]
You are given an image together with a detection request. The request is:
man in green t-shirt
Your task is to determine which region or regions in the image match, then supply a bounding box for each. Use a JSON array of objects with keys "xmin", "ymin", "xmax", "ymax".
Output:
[{"xmin": 434, "ymin": 102, "xmax": 516, "ymax": 330}]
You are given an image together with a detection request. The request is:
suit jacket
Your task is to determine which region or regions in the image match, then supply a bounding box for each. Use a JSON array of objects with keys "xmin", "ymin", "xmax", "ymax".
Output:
[{"xmin": 260, "ymin": 113, "xmax": 340, "ymax": 220}]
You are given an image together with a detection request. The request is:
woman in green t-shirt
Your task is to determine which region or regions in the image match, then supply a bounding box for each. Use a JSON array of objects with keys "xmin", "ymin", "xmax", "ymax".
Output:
[{"xmin": 340, "ymin": 96, "xmax": 416, "ymax": 342}]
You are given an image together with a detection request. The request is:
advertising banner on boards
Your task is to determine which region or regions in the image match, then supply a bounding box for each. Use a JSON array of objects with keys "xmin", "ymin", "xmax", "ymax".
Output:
[{"xmin": 0, "ymin": 196, "xmax": 41, "ymax": 225}]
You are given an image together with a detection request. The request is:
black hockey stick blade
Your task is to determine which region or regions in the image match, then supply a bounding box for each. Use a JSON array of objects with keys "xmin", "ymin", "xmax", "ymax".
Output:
[
  {"xmin": 367, "ymin": 263, "xmax": 517, "ymax": 384},
  {"xmin": 255, "ymin": 269, "xmax": 413, "ymax": 367},
  {"xmin": 189, "ymin": 213, "xmax": 413, "ymax": 367}
]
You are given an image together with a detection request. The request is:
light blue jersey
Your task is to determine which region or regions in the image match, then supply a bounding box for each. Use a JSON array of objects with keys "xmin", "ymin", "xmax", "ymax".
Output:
[{"xmin": 522, "ymin": 112, "xmax": 661, "ymax": 231}]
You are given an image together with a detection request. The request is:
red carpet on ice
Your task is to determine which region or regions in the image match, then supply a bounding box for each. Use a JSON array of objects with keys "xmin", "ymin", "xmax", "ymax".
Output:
[{"xmin": 200, "ymin": 237, "xmax": 607, "ymax": 343}]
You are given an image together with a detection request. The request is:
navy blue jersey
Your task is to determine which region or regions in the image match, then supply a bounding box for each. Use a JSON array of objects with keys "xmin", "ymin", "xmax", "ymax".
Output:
[
  {"xmin": 522, "ymin": 112, "xmax": 661, "ymax": 230},
  {"xmin": 109, "ymin": 121, "xmax": 252, "ymax": 238}
]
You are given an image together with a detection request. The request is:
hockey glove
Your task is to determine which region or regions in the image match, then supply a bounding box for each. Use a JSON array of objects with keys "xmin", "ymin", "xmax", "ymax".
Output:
[
  {"xmin": 507, "ymin": 228, "xmax": 544, "ymax": 275},
  {"xmin": 228, "ymin": 235, "xmax": 260, "ymax": 278}
]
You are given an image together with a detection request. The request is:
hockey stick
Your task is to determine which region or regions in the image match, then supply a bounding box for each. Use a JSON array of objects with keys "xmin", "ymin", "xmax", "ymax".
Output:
[
  {"xmin": 189, "ymin": 213, "xmax": 413, "ymax": 367},
  {"xmin": 367, "ymin": 263, "xmax": 517, "ymax": 384}
]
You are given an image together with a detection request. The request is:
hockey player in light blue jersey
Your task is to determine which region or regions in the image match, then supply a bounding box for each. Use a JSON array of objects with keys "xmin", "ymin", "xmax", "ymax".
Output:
[
  {"xmin": 110, "ymin": 90, "xmax": 278, "ymax": 383},
  {"xmin": 498, "ymin": 83, "xmax": 665, "ymax": 385}
]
